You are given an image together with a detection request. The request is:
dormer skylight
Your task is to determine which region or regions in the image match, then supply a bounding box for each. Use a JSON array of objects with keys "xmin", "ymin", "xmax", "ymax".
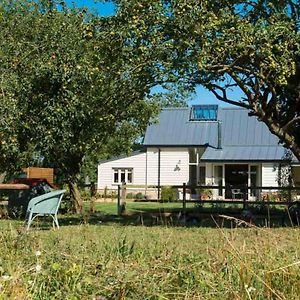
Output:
[{"xmin": 190, "ymin": 105, "xmax": 218, "ymax": 121}]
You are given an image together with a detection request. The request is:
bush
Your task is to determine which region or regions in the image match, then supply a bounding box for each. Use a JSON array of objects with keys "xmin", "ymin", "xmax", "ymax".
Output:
[
  {"xmin": 135, "ymin": 192, "xmax": 145, "ymax": 200},
  {"xmin": 80, "ymin": 190, "xmax": 90, "ymax": 201},
  {"xmin": 161, "ymin": 186, "xmax": 177, "ymax": 201},
  {"xmin": 126, "ymin": 193, "xmax": 134, "ymax": 199}
]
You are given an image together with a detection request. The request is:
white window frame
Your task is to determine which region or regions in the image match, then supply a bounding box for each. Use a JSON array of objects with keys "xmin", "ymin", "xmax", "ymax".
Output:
[{"xmin": 113, "ymin": 168, "xmax": 133, "ymax": 185}]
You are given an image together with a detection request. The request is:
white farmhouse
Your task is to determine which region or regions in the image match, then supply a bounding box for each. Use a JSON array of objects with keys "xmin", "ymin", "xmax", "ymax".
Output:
[{"xmin": 98, "ymin": 105, "xmax": 300, "ymax": 200}]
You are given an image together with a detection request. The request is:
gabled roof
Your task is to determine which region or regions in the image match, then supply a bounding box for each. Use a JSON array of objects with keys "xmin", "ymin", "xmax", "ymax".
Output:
[
  {"xmin": 144, "ymin": 107, "xmax": 279, "ymax": 147},
  {"xmin": 144, "ymin": 108, "xmax": 218, "ymax": 146},
  {"xmin": 143, "ymin": 106, "xmax": 298, "ymax": 162}
]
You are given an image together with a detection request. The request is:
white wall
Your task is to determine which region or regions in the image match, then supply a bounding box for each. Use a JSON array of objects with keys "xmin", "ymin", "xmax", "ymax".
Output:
[
  {"xmin": 161, "ymin": 148, "xmax": 189, "ymax": 185},
  {"xmin": 262, "ymin": 163, "xmax": 278, "ymax": 187},
  {"xmin": 146, "ymin": 148, "xmax": 189, "ymax": 186},
  {"xmin": 98, "ymin": 149, "xmax": 281, "ymax": 192},
  {"xmin": 97, "ymin": 152, "xmax": 147, "ymax": 189},
  {"xmin": 145, "ymin": 148, "xmax": 158, "ymax": 186},
  {"xmin": 97, "ymin": 148, "xmax": 190, "ymax": 190}
]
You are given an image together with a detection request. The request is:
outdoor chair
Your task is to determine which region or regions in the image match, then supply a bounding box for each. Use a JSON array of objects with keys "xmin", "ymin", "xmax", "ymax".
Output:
[
  {"xmin": 231, "ymin": 188, "xmax": 244, "ymax": 199},
  {"xmin": 25, "ymin": 189, "xmax": 66, "ymax": 230}
]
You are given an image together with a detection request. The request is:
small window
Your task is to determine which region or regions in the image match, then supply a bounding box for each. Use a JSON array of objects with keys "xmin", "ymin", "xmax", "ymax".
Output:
[
  {"xmin": 127, "ymin": 169, "xmax": 132, "ymax": 183},
  {"xmin": 120, "ymin": 169, "xmax": 126, "ymax": 183},
  {"xmin": 114, "ymin": 170, "xmax": 119, "ymax": 183},
  {"xmin": 190, "ymin": 105, "xmax": 218, "ymax": 121},
  {"xmin": 113, "ymin": 168, "xmax": 133, "ymax": 184}
]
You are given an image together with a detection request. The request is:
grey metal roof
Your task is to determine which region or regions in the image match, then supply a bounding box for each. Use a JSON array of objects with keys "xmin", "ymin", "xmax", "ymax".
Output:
[
  {"xmin": 143, "ymin": 107, "xmax": 297, "ymax": 161},
  {"xmin": 143, "ymin": 108, "xmax": 219, "ymax": 146},
  {"xmin": 201, "ymin": 146, "xmax": 287, "ymax": 161},
  {"xmin": 218, "ymin": 108, "xmax": 279, "ymax": 146},
  {"xmin": 144, "ymin": 107, "xmax": 280, "ymax": 147}
]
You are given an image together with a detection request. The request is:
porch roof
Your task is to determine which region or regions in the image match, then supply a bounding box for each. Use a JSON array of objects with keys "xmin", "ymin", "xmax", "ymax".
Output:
[{"xmin": 201, "ymin": 146, "xmax": 298, "ymax": 162}]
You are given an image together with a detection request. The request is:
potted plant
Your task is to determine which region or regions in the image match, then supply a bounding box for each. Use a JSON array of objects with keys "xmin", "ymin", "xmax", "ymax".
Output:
[{"xmin": 199, "ymin": 188, "xmax": 212, "ymax": 200}]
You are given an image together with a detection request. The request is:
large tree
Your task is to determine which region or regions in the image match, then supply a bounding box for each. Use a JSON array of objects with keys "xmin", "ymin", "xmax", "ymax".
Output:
[
  {"xmin": 111, "ymin": 0, "xmax": 300, "ymax": 161},
  {"xmin": 0, "ymin": 0, "xmax": 158, "ymax": 212}
]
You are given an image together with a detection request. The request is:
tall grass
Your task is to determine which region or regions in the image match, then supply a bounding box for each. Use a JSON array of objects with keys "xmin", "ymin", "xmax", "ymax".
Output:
[{"xmin": 0, "ymin": 221, "xmax": 299, "ymax": 299}]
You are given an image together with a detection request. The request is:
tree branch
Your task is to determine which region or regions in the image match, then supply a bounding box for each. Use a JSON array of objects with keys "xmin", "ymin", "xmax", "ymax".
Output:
[
  {"xmin": 227, "ymin": 70, "xmax": 253, "ymax": 101},
  {"xmin": 282, "ymin": 116, "xmax": 300, "ymax": 131},
  {"xmin": 206, "ymin": 83, "xmax": 250, "ymax": 109}
]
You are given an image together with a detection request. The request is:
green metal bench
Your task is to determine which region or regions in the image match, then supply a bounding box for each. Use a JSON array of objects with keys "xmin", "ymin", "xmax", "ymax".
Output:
[{"xmin": 25, "ymin": 189, "xmax": 66, "ymax": 230}]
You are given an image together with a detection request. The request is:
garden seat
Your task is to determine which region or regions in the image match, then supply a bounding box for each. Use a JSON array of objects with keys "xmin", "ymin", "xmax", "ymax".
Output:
[
  {"xmin": 231, "ymin": 189, "xmax": 244, "ymax": 199},
  {"xmin": 25, "ymin": 189, "xmax": 66, "ymax": 230}
]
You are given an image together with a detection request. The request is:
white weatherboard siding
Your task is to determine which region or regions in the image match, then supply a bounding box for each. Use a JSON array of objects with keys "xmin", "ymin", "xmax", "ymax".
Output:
[
  {"xmin": 146, "ymin": 148, "xmax": 189, "ymax": 186},
  {"xmin": 145, "ymin": 149, "xmax": 159, "ymax": 186},
  {"xmin": 97, "ymin": 152, "xmax": 146, "ymax": 189},
  {"xmin": 160, "ymin": 148, "xmax": 189, "ymax": 185},
  {"xmin": 262, "ymin": 163, "xmax": 278, "ymax": 187},
  {"xmin": 98, "ymin": 148, "xmax": 189, "ymax": 189}
]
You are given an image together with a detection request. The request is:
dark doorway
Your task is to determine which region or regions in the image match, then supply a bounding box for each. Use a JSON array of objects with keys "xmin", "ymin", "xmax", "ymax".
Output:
[{"xmin": 225, "ymin": 165, "xmax": 248, "ymax": 198}]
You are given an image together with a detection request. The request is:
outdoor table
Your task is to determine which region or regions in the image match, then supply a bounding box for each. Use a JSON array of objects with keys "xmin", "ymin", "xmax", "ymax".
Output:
[{"xmin": 0, "ymin": 184, "xmax": 30, "ymax": 190}]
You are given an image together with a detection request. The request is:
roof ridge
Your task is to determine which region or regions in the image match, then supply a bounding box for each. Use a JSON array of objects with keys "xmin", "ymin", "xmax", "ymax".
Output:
[
  {"xmin": 161, "ymin": 107, "xmax": 189, "ymax": 110},
  {"xmin": 220, "ymin": 107, "xmax": 247, "ymax": 111}
]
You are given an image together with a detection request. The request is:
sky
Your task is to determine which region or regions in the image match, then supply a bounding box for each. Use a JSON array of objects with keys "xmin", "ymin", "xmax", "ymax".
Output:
[
  {"xmin": 67, "ymin": 1, "xmax": 238, "ymax": 107},
  {"xmin": 65, "ymin": 0, "xmax": 115, "ymax": 16}
]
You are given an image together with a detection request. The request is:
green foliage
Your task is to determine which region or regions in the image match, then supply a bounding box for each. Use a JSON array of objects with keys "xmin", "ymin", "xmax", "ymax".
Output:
[
  {"xmin": 110, "ymin": 0, "xmax": 300, "ymax": 161},
  {"xmin": 198, "ymin": 188, "xmax": 212, "ymax": 199},
  {"xmin": 0, "ymin": 222, "xmax": 300, "ymax": 298},
  {"xmin": 161, "ymin": 186, "xmax": 177, "ymax": 201},
  {"xmin": 0, "ymin": 0, "xmax": 160, "ymax": 181},
  {"xmin": 134, "ymin": 192, "xmax": 145, "ymax": 200},
  {"xmin": 126, "ymin": 192, "xmax": 134, "ymax": 199},
  {"xmin": 99, "ymin": 189, "xmax": 117, "ymax": 199}
]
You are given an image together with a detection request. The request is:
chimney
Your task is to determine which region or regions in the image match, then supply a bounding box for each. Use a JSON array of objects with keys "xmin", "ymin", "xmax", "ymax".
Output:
[{"xmin": 218, "ymin": 121, "xmax": 222, "ymax": 149}]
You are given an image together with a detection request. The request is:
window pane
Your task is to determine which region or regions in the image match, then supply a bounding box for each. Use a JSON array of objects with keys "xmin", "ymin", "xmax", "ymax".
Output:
[
  {"xmin": 190, "ymin": 105, "xmax": 218, "ymax": 121},
  {"xmin": 114, "ymin": 170, "xmax": 119, "ymax": 183},
  {"xmin": 127, "ymin": 170, "xmax": 132, "ymax": 183},
  {"xmin": 120, "ymin": 169, "xmax": 126, "ymax": 183}
]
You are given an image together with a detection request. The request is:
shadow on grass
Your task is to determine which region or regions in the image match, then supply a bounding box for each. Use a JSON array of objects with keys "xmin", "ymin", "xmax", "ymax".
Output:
[{"xmin": 56, "ymin": 204, "xmax": 300, "ymax": 229}]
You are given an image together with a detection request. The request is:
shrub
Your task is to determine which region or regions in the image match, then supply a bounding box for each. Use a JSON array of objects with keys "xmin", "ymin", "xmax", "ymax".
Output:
[
  {"xmin": 126, "ymin": 193, "xmax": 134, "ymax": 199},
  {"xmin": 80, "ymin": 189, "xmax": 90, "ymax": 201},
  {"xmin": 161, "ymin": 186, "xmax": 176, "ymax": 201},
  {"xmin": 135, "ymin": 192, "xmax": 145, "ymax": 200}
]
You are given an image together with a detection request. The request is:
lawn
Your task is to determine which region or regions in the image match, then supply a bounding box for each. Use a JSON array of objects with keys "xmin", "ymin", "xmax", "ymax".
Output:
[{"xmin": 0, "ymin": 202, "xmax": 299, "ymax": 299}]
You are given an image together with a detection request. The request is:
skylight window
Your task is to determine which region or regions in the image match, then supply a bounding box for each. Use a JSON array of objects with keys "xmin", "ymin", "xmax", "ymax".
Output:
[{"xmin": 190, "ymin": 105, "xmax": 218, "ymax": 121}]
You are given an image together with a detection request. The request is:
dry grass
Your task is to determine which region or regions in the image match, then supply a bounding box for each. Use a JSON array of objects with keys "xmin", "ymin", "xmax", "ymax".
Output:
[{"xmin": 0, "ymin": 219, "xmax": 299, "ymax": 299}]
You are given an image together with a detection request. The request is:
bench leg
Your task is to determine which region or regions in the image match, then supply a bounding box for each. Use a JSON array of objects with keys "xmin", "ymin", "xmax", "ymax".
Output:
[
  {"xmin": 26, "ymin": 213, "xmax": 37, "ymax": 230},
  {"xmin": 51, "ymin": 214, "xmax": 59, "ymax": 229}
]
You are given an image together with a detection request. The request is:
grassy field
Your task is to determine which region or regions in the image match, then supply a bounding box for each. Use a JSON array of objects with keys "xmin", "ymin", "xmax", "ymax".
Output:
[{"xmin": 0, "ymin": 202, "xmax": 299, "ymax": 299}]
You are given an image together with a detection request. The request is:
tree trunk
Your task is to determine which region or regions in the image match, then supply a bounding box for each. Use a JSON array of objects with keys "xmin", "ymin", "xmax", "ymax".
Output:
[{"xmin": 68, "ymin": 181, "xmax": 83, "ymax": 214}]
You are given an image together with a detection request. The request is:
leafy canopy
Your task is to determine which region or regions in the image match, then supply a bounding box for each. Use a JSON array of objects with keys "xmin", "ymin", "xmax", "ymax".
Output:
[
  {"xmin": 0, "ymin": 0, "xmax": 160, "ymax": 183},
  {"xmin": 110, "ymin": 0, "xmax": 300, "ymax": 160}
]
